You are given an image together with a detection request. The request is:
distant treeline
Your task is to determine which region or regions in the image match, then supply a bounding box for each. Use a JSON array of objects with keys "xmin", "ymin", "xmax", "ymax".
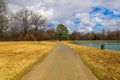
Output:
[
  {"xmin": 0, "ymin": 0, "xmax": 120, "ymax": 41},
  {"xmin": 70, "ymin": 30, "xmax": 120, "ymax": 40},
  {"xmin": 1, "ymin": 28, "xmax": 120, "ymax": 41}
]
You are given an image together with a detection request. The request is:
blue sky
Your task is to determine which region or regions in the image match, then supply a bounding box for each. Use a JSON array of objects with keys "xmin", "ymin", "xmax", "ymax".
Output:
[
  {"xmin": 8, "ymin": 0, "xmax": 120, "ymax": 33},
  {"xmin": 93, "ymin": 23, "xmax": 103, "ymax": 32}
]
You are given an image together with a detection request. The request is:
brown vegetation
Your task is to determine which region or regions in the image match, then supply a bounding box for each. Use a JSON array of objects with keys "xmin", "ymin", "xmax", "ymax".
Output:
[
  {"xmin": 0, "ymin": 41, "xmax": 56, "ymax": 80},
  {"xmin": 65, "ymin": 42, "xmax": 120, "ymax": 80}
]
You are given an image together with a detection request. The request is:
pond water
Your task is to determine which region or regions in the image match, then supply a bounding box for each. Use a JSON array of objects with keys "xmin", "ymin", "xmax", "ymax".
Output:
[{"xmin": 71, "ymin": 41, "xmax": 120, "ymax": 51}]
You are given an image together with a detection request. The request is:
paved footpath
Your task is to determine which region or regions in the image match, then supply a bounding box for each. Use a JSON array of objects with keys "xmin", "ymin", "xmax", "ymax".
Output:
[{"xmin": 21, "ymin": 43, "xmax": 98, "ymax": 80}]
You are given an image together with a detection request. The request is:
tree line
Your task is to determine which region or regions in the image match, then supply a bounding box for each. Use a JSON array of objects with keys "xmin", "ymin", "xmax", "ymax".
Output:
[
  {"xmin": 0, "ymin": 0, "xmax": 120, "ymax": 41},
  {"xmin": 0, "ymin": 0, "xmax": 55, "ymax": 41},
  {"xmin": 70, "ymin": 30, "xmax": 120, "ymax": 40}
]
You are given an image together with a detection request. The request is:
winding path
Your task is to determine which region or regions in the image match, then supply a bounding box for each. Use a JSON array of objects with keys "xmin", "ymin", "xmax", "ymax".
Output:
[{"xmin": 21, "ymin": 43, "xmax": 98, "ymax": 80}]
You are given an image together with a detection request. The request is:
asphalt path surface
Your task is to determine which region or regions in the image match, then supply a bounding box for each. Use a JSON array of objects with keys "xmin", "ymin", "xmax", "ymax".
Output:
[{"xmin": 21, "ymin": 43, "xmax": 98, "ymax": 80}]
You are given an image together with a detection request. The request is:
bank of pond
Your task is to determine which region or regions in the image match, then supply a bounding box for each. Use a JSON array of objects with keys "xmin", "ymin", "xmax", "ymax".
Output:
[{"xmin": 71, "ymin": 41, "xmax": 120, "ymax": 51}]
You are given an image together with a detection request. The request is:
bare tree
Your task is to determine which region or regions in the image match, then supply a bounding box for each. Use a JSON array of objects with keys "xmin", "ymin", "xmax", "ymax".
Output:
[
  {"xmin": 0, "ymin": 0, "xmax": 8, "ymax": 40},
  {"xmin": 15, "ymin": 9, "xmax": 32, "ymax": 40},
  {"xmin": 0, "ymin": 0, "xmax": 8, "ymax": 30},
  {"xmin": 31, "ymin": 13, "xmax": 47, "ymax": 41},
  {"xmin": 116, "ymin": 29, "xmax": 120, "ymax": 40},
  {"xmin": 0, "ymin": 0, "xmax": 6, "ymax": 13},
  {"xmin": 8, "ymin": 14, "xmax": 20, "ymax": 40}
]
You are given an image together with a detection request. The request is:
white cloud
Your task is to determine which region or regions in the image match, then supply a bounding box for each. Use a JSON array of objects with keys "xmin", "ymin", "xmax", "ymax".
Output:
[
  {"xmin": 65, "ymin": 20, "xmax": 71, "ymax": 25},
  {"xmin": 8, "ymin": 0, "xmax": 120, "ymax": 33}
]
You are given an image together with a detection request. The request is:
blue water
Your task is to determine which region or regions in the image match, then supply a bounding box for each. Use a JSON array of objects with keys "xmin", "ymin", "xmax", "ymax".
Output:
[{"xmin": 71, "ymin": 41, "xmax": 120, "ymax": 51}]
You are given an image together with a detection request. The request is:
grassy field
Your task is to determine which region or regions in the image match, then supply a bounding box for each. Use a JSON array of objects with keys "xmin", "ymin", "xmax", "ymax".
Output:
[
  {"xmin": 65, "ymin": 42, "xmax": 120, "ymax": 80},
  {"xmin": 0, "ymin": 41, "xmax": 56, "ymax": 80}
]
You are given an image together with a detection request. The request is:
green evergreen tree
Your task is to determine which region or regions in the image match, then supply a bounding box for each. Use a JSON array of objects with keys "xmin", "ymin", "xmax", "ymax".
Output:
[{"xmin": 55, "ymin": 24, "xmax": 69, "ymax": 42}]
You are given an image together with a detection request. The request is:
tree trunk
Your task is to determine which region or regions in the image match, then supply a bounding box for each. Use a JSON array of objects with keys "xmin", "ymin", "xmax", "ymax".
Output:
[{"xmin": 59, "ymin": 39, "xmax": 61, "ymax": 42}]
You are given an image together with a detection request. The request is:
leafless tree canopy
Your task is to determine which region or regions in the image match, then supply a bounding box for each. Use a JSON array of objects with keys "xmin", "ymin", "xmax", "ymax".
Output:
[
  {"xmin": 15, "ymin": 9, "xmax": 33, "ymax": 39},
  {"xmin": 70, "ymin": 30, "xmax": 120, "ymax": 40},
  {"xmin": 0, "ymin": 0, "xmax": 7, "ymax": 14},
  {"xmin": 6, "ymin": 9, "xmax": 48, "ymax": 41},
  {"xmin": 31, "ymin": 13, "xmax": 47, "ymax": 41},
  {"xmin": 0, "ymin": 0, "xmax": 8, "ymax": 31}
]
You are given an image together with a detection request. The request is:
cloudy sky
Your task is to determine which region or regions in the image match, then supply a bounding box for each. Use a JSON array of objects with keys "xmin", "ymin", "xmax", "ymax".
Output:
[{"xmin": 8, "ymin": 0, "xmax": 120, "ymax": 33}]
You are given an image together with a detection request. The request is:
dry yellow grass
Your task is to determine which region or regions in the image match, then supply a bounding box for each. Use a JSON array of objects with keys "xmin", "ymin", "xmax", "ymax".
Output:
[
  {"xmin": 65, "ymin": 42, "xmax": 120, "ymax": 80},
  {"xmin": 0, "ymin": 41, "xmax": 56, "ymax": 80}
]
